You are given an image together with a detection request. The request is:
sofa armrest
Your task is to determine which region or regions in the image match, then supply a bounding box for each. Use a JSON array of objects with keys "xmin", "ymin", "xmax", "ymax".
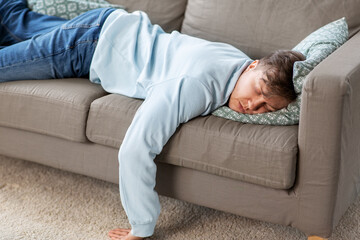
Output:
[{"xmin": 295, "ymin": 31, "xmax": 360, "ymax": 237}]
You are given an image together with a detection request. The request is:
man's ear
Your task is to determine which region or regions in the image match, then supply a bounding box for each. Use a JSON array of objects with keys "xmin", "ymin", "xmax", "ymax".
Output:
[{"xmin": 244, "ymin": 60, "xmax": 259, "ymax": 72}]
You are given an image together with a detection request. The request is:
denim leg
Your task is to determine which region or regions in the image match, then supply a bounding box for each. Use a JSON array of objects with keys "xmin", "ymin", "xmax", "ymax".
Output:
[
  {"xmin": 0, "ymin": 8, "xmax": 115, "ymax": 81},
  {"xmin": 0, "ymin": 0, "xmax": 68, "ymax": 46}
]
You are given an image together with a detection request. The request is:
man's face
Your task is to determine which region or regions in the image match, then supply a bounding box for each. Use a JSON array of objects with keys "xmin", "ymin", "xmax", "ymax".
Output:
[{"xmin": 228, "ymin": 60, "xmax": 290, "ymax": 114}]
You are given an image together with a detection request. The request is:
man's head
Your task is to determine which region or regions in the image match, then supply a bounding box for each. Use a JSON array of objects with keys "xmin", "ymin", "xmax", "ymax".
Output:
[{"xmin": 228, "ymin": 50, "xmax": 305, "ymax": 114}]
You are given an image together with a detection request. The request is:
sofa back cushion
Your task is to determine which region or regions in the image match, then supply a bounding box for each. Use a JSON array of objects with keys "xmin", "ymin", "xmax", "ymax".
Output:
[
  {"xmin": 181, "ymin": 0, "xmax": 360, "ymax": 59},
  {"xmin": 107, "ymin": 0, "xmax": 188, "ymax": 32}
]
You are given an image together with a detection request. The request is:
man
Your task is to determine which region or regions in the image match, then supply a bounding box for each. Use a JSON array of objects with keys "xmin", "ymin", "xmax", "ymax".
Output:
[{"xmin": 0, "ymin": 1, "xmax": 304, "ymax": 239}]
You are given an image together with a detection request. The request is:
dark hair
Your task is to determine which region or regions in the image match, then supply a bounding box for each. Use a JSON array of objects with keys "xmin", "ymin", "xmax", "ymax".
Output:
[{"xmin": 258, "ymin": 50, "xmax": 305, "ymax": 102}]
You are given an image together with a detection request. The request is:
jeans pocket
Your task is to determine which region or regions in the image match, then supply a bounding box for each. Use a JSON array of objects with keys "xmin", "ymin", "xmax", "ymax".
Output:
[{"xmin": 61, "ymin": 8, "xmax": 112, "ymax": 30}]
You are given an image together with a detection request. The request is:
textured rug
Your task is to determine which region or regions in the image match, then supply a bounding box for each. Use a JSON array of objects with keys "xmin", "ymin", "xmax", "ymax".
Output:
[{"xmin": 1, "ymin": 155, "xmax": 359, "ymax": 240}]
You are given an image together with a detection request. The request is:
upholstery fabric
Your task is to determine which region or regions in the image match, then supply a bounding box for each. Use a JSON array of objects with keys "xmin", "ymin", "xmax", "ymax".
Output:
[
  {"xmin": 86, "ymin": 94, "xmax": 299, "ymax": 189},
  {"xmin": 181, "ymin": 0, "xmax": 360, "ymax": 59},
  {"xmin": 0, "ymin": 79, "xmax": 107, "ymax": 142},
  {"xmin": 106, "ymin": 0, "xmax": 187, "ymax": 32}
]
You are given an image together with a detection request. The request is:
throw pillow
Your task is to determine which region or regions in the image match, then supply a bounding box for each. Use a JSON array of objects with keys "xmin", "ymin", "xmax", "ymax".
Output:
[
  {"xmin": 212, "ymin": 17, "xmax": 348, "ymax": 125},
  {"xmin": 28, "ymin": 0, "xmax": 124, "ymax": 20}
]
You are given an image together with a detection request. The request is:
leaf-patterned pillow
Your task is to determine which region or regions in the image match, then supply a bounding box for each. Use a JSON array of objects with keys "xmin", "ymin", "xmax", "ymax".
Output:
[
  {"xmin": 28, "ymin": 0, "xmax": 124, "ymax": 20},
  {"xmin": 212, "ymin": 18, "xmax": 349, "ymax": 125}
]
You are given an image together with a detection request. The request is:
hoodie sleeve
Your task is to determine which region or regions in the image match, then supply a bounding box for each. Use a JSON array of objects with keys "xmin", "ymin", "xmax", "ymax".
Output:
[{"xmin": 117, "ymin": 76, "xmax": 212, "ymax": 237}]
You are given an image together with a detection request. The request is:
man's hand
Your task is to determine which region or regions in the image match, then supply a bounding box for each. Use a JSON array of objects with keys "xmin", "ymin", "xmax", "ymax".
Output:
[{"xmin": 108, "ymin": 228, "xmax": 145, "ymax": 240}]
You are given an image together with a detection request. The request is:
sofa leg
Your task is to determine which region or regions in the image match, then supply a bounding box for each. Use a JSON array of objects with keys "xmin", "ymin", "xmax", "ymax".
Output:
[{"xmin": 308, "ymin": 236, "xmax": 328, "ymax": 240}]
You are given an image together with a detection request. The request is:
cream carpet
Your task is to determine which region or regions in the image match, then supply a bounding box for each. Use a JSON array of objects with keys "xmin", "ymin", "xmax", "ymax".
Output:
[{"xmin": 1, "ymin": 155, "xmax": 359, "ymax": 240}]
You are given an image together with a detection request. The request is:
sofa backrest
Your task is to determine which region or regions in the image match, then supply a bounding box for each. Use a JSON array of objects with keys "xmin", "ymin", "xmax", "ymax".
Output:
[
  {"xmin": 181, "ymin": 0, "xmax": 360, "ymax": 59},
  {"xmin": 107, "ymin": 0, "xmax": 188, "ymax": 32}
]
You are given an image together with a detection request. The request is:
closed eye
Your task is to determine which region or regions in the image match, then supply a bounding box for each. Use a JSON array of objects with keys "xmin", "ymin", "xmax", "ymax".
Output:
[{"xmin": 265, "ymin": 104, "xmax": 277, "ymax": 112}]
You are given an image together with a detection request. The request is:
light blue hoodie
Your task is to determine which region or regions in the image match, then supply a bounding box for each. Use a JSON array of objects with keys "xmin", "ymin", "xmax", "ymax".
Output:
[{"xmin": 89, "ymin": 9, "xmax": 252, "ymax": 238}]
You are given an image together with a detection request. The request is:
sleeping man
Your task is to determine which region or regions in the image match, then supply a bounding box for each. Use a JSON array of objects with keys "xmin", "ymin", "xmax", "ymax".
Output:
[{"xmin": 0, "ymin": 1, "xmax": 305, "ymax": 239}]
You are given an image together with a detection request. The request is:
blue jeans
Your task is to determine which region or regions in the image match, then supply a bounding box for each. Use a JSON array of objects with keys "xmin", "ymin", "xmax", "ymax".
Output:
[{"xmin": 0, "ymin": 0, "xmax": 115, "ymax": 81}]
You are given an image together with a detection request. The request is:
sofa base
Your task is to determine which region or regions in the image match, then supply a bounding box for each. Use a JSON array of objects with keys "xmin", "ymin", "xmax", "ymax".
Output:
[{"xmin": 0, "ymin": 126, "xmax": 322, "ymax": 238}]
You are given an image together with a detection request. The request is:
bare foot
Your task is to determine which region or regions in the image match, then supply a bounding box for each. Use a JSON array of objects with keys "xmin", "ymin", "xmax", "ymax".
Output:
[{"xmin": 108, "ymin": 228, "xmax": 145, "ymax": 240}]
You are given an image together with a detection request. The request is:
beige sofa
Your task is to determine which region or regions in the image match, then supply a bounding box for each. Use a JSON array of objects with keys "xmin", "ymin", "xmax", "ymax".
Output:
[{"xmin": 1, "ymin": 0, "xmax": 360, "ymax": 239}]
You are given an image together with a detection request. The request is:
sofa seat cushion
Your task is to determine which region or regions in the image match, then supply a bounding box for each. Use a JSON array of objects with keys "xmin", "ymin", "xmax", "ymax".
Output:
[
  {"xmin": 87, "ymin": 94, "xmax": 298, "ymax": 190},
  {"xmin": 0, "ymin": 79, "xmax": 107, "ymax": 142}
]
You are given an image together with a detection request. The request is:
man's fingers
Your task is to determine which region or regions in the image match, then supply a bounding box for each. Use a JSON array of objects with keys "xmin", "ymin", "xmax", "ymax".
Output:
[
  {"xmin": 109, "ymin": 228, "xmax": 131, "ymax": 234},
  {"xmin": 108, "ymin": 228, "xmax": 134, "ymax": 240},
  {"xmin": 108, "ymin": 228, "xmax": 132, "ymax": 240},
  {"xmin": 113, "ymin": 228, "xmax": 131, "ymax": 232},
  {"xmin": 108, "ymin": 233, "xmax": 123, "ymax": 240}
]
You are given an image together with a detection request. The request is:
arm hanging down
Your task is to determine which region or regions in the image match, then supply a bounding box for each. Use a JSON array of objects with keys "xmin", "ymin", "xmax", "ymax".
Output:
[{"xmin": 117, "ymin": 76, "xmax": 213, "ymax": 237}]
